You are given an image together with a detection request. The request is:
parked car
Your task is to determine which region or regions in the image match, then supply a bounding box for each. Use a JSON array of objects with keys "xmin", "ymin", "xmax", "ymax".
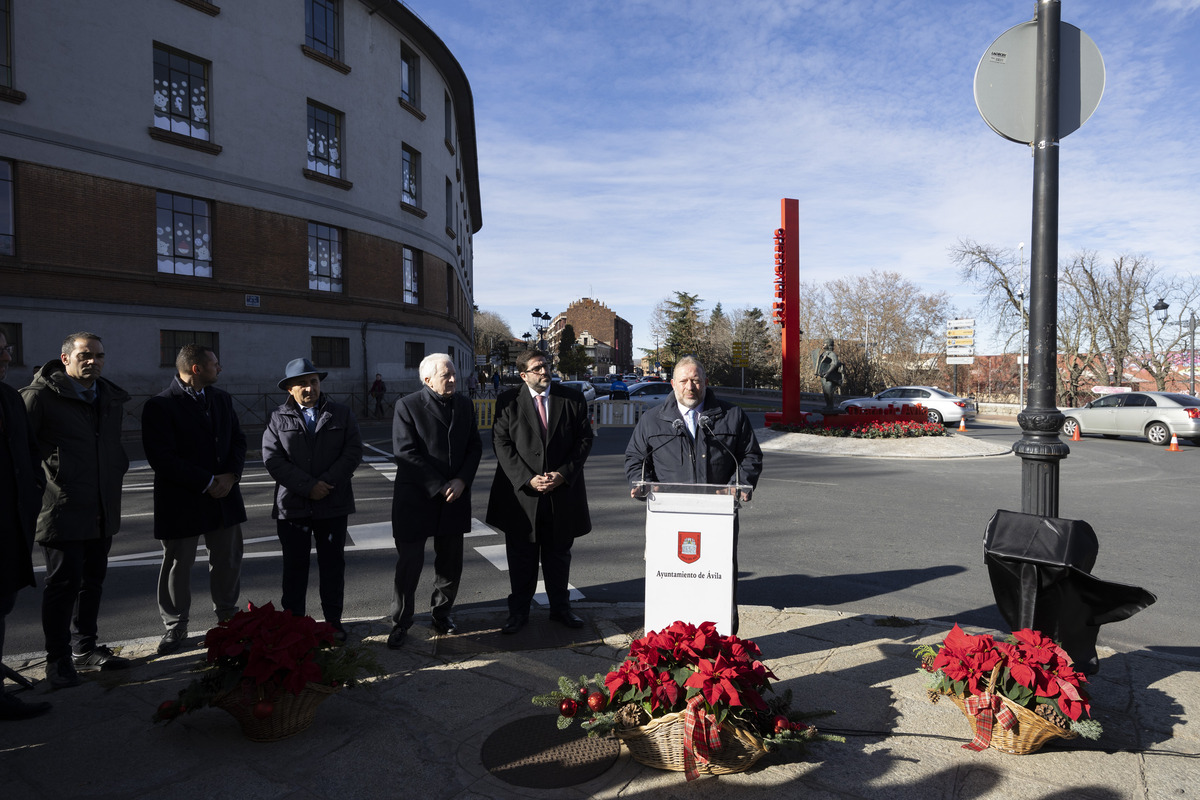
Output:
[
  {"xmin": 595, "ymin": 380, "xmax": 674, "ymax": 406},
  {"xmin": 559, "ymin": 380, "xmax": 597, "ymax": 402},
  {"xmin": 1061, "ymin": 391, "xmax": 1200, "ymax": 446},
  {"xmin": 839, "ymin": 386, "xmax": 977, "ymax": 425}
]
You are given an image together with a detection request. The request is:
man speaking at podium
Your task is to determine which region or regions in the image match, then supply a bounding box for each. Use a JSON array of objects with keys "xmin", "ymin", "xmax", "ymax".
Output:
[{"xmin": 624, "ymin": 356, "xmax": 762, "ymax": 633}]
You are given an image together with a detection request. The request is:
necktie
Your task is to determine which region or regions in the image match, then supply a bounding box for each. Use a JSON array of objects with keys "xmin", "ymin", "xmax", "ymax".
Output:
[
  {"xmin": 535, "ymin": 394, "xmax": 548, "ymax": 434},
  {"xmin": 686, "ymin": 409, "xmax": 698, "ymax": 438},
  {"xmin": 304, "ymin": 407, "xmax": 317, "ymax": 433}
]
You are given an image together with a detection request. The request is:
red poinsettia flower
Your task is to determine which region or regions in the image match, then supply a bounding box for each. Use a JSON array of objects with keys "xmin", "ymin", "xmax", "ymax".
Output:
[
  {"xmin": 931, "ymin": 624, "xmax": 1001, "ymax": 695},
  {"xmin": 1011, "ymin": 628, "xmax": 1060, "ymax": 665}
]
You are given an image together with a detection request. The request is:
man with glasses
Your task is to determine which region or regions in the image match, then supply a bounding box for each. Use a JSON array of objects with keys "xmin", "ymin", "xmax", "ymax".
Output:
[{"xmin": 486, "ymin": 350, "xmax": 593, "ymax": 634}]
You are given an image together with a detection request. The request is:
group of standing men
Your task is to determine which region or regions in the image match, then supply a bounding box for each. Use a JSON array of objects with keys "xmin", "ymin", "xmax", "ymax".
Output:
[{"xmin": 1, "ymin": 330, "xmax": 762, "ymax": 721}]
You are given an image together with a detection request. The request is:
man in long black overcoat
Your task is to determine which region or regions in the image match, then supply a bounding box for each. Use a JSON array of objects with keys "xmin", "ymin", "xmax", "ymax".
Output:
[
  {"xmin": 486, "ymin": 349, "xmax": 593, "ymax": 634},
  {"xmin": 389, "ymin": 353, "xmax": 481, "ymax": 647}
]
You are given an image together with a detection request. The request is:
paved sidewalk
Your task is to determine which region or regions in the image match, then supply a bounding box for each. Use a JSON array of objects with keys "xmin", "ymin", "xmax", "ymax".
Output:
[{"xmin": 3, "ymin": 604, "xmax": 1195, "ymax": 799}]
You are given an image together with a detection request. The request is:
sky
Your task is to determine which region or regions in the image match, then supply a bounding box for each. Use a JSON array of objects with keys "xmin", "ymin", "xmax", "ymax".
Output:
[{"xmin": 399, "ymin": 0, "xmax": 1200, "ymax": 357}]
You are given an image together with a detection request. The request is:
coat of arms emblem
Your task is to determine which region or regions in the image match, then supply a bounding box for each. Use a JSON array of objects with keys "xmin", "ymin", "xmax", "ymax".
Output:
[{"xmin": 677, "ymin": 531, "xmax": 700, "ymax": 564}]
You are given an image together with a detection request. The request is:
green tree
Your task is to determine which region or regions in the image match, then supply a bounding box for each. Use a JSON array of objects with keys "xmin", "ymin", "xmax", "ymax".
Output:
[{"xmin": 556, "ymin": 324, "xmax": 590, "ymax": 378}]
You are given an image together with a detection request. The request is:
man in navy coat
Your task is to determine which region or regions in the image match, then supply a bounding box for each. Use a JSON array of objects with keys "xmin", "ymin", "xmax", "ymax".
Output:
[
  {"xmin": 141, "ymin": 344, "xmax": 246, "ymax": 655},
  {"xmin": 388, "ymin": 353, "xmax": 481, "ymax": 648},
  {"xmin": 486, "ymin": 350, "xmax": 593, "ymax": 634}
]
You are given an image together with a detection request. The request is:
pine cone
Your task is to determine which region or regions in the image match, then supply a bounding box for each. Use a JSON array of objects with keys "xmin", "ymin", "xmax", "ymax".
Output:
[
  {"xmin": 927, "ymin": 689, "xmax": 941, "ymax": 704},
  {"xmin": 1034, "ymin": 703, "xmax": 1070, "ymax": 729},
  {"xmin": 615, "ymin": 703, "xmax": 649, "ymax": 729}
]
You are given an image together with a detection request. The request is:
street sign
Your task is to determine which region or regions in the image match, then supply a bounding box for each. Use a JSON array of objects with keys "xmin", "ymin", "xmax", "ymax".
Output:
[
  {"xmin": 948, "ymin": 318, "xmax": 975, "ymax": 328},
  {"xmin": 946, "ymin": 338, "xmax": 975, "ymax": 347},
  {"xmin": 946, "ymin": 328, "xmax": 975, "ymax": 338},
  {"xmin": 946, "ymin": 356, "xmax": 976, "ymax": 365},
  {"xmin": 947, "ymin": 346, "xmax": 975, "ymax": 355}
]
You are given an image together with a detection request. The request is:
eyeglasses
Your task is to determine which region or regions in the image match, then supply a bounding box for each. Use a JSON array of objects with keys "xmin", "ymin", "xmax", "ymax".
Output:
[
  {"xmin": 0, "ymin": 345, "xmax": 14, "ymax": 356},
  {"xmin": 523, "ymin": 363, "xmax": 549, "ymax": 373}
]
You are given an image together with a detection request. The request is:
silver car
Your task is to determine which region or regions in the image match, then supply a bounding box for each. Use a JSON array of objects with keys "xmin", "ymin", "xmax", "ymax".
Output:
[
  {"xmin": 839, "ymin": 386, "xmax": 977, "ymax": 425},
  {"xmin": 595, "ymin": 380, "xmax": 674, "ymax": 406},
  {"xmin": 1061, "ymin": 391, "xmax": 1200, "ymax": 446},
  {"xmin": 559, "ymin": 380, "xmax": 597, "ymax": 402}
]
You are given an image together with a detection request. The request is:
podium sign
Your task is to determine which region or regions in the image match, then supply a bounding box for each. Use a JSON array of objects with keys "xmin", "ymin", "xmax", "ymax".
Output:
[{"xmin": 639, "ymin": 482, "xmax": 741, "ymax": 636}]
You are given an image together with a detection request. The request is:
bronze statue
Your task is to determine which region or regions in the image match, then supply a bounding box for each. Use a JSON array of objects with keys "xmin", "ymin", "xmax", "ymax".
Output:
[{"xmin": 812, "ymin": 338, "xmax": 845, "ymax": 411}]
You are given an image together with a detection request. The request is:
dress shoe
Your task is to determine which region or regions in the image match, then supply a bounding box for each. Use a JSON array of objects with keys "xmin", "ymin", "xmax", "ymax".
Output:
[
  {"xmin": 386, "ymin": 626, "xmax": 407, "ymax": 649},
  {"xmin": 430, "ymin": 616, "xmax": 457, "ymax": 635},
  {"xmin": 330, "ymin": 623, "xmax": 348, "ymax": 644},
  {"xmin": 0, "ymin": 691, "xmax": 52, "ymax": 720},
  {"xmin": 45, "ymin": 657, "xmax": 81, "ymax": 690},
  {"xmin": 157, "ymin": 628, "xmax": 189, "ymax": 656},
  {"xmin": 72, "ymin": 645, "xmax": 131, "ymax": 671},
  {"xmin": 548, "ymin": 610, "xmax": 585, "ymax": 629},
  {"xmin": 501, "ymin": 614, "xmax": 528, "ymax": 635}
]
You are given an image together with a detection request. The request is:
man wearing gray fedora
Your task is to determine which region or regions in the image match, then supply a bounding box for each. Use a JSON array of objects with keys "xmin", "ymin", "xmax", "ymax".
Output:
[{"xmin": 262, "ymin": 358, "xmax": 361, "ymax": 641}]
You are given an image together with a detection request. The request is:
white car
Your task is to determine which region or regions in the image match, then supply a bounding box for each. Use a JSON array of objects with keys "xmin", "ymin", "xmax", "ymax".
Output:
[
  {"xmin": 839, "ymin": 386, "xmax": 977, "ymax": 425},
  {"xmin": 559, "ymin": 380, "xmax": 597, "ymax": 402},
  {"xmin": 596, "ymin": 381, "xmax": 674, "ymax": 406}
]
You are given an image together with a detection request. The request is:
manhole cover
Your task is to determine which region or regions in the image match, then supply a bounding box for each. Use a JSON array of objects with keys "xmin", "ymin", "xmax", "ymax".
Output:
[{"xmin": 481, "ymin": 714, "xmax": 620, "ymax": 788}]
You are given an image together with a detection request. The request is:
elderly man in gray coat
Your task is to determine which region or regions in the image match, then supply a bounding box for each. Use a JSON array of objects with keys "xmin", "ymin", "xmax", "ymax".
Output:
[{"xmin": 388, "ymin": 353, "xmax": 481, "ymax": 648}]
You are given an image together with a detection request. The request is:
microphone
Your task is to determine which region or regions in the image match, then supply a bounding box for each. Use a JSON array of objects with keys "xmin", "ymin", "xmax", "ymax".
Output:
[
  {"xmin": 698, "ymin": 414, "xmax": 747, "ymax": 500},
  {"xmin": 633, "ymin": 419, "xmax": 688, "ymax": 496}
]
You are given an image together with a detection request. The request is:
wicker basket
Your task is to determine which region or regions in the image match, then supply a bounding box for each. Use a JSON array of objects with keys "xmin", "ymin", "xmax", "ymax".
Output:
[
  {"xmin": 944, "ymin": 669, "xmax": 1078, "ymax": 755},
  {"xmin": 614, "ymin": 709, "xmax": 768, "ymax": 774},
  {"xmin": 214, "ymin": 682, "xmax": 340, "ymax": 742}
]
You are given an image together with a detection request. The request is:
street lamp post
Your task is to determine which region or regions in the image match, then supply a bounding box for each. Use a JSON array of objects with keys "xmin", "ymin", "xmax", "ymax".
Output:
[{"xmin": 1017, "ymin": 283, "xmax": 1026, "ymax": 403}]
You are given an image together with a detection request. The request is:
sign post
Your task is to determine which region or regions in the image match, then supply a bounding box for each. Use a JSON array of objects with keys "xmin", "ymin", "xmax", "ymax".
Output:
[{"xmin": 766, "ymin": 199, "xmax": 802, "ymax": 425}]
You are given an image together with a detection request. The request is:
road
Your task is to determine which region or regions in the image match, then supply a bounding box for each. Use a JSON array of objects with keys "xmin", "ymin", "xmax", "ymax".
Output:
[{"xmin": 4, "ymin": 417, "xmax": 1195, "ymax": 664}]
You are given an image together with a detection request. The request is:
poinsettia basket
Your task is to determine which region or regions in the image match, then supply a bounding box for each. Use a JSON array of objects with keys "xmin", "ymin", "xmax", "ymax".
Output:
[
  {"xmin": 534, "ymin": 620, "xmax": 841, "ymax": 781},
  {"xmin": 152, "ymin": 602, "xmax": 381, "ymax": 741},
  {"xmin": 915, "ymin": 624, "xmax": 1102, "ymax": 754}
]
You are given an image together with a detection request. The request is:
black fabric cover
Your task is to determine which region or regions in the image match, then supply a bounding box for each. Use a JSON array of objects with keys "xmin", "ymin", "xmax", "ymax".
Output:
[{"xmin": 984, "ymin": 509, "xmax": 1156, "ymax": 674}]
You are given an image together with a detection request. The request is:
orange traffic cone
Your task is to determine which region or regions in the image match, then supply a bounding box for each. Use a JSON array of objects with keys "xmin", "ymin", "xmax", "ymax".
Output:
[
  {"xmin": 1168, "ymin": 433, "xmax": 1182, "ymax": 452},
  {"xmin": 957, "ymin": 418, "xmax": 967, "ymax": 432},
  {"xmin": 1070, "ymin": 425, "xmax": 1081, "ymax": 442}
]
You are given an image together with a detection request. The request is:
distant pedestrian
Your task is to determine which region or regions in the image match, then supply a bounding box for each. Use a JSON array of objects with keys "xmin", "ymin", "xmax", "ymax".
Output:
[
  {"xmin": 467, "ymin": 370, "xmax": 478, "ymax": 399},
  {"xmin": 492, "ymin": 370, "xmax": 501, "ymax": 395},
  {"xmin": 263, "ymin": 358, "xmax": 362, "ymax": 642},
  {"xmin": 369, "ymin": 373, "xmax": 387, "ymax": 418},
  {"xmin": 22, "ymin": 332, "xmax": 131, "ymax": 689},
  {"xmin": 141, "ymin": 343, "xmax": 247, "ymax": 656}
]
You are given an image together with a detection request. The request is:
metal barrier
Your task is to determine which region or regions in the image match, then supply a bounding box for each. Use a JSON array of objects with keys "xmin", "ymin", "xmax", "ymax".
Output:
[{"xmin": 473, "ymin": 399, "xmax": 496, "ymax": 429}]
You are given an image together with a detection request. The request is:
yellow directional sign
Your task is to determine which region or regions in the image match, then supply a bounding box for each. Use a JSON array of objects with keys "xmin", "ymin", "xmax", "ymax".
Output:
[
  {"xmin": 946, "ymin": 338, "xmax": 975, "ymax": 347},
  {"xmin": 947, "ymin": 328, "xmax": 975, "ymax": 337}
]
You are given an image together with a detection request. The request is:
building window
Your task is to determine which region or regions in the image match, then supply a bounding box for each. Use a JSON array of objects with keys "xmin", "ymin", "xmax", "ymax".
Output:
[
  {"xmin": 0, "ymin": 0, "xmax": 12, "ymax": 88},
  {"xmin": 0, "ymin": 159, "xmax": 12, "ymax": 256},
  {"xmin": 402, "ymin": 247, "xmax": 419, "ymax": 305},
  {"xmin": 311, "ymin": 336, "xmax": 350, "ymax": 368},
  {"xmin": 153, "ymin": 45, "xmax": 210, "ymax": 141},
  {"xmin": 308, "ymin": 222, "xmax": 343, "ymax": 293},
  {"xmin": 159, "ymin": 330, "xmax": 219, "ymax": 367},
  {"xmin": 405, "ymin": 341, "xmax": 425, "ymax": 370},
  {"xmin": 443, "ymin": 92, "xmax": 454, "ymax": 149},
  {"xmin": 0, "ymin": 321, "xmax": 22, "ymax": 365},
  {"xmin": 307, "ymin": 101, "xmax": 343, "ymax": 178},
  {"xmin": 402, "ymin": 145, "xmax": 420, "ymax": 208},
  {"xmin": 445, "ymin": 179, "xmax": 454, "ymax": 231},
  {"xmin": 156, "ymin": 191, "xmax": 212, "ymax": 277},
  {"xmin": 400, "ymin": 45, "xmax": 419, "ymax": 107},
  {"xmin": 306, "ymin": 0, "xmax": 339, "ymax": 60},
  {"xmin": 446, "ymin": 266, "xmax": 454, "ymax": 314}
]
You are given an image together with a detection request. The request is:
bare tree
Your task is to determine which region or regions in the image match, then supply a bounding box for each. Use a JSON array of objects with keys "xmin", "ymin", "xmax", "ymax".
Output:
[{"xmin": 473, "ymin": 308, "xmax": 514, "ymax": 364}]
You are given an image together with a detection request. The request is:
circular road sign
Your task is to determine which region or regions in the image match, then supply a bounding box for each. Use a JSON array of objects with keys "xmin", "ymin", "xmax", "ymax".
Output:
[{"xmin": 975, "ymin": 20, "xmax": 1105, "ymax": 145}]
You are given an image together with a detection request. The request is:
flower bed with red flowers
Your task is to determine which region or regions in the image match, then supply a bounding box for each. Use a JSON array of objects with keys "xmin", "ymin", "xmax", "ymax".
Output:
[
  {"xmin": 534, "ymin": 620, "xmax": 840, "ymax": 779},
  {"xmin": 771, "ymin": 418, "xmax": 946, "ymax": 438},
  {"xmin": 915, "ymin": 624, "xmax": 1102, "ymax": 749},
  {"xmin": 153, "ymin": 602, "xmax": 380, "ymax": 724}
]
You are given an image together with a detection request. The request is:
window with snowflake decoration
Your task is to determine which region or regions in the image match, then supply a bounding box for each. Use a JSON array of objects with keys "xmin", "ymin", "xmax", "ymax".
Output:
[
  {"xmin": 307, "ymin": 101, "xmax": 343, "ymax": 178},
  {"xmin": 156, "ymin": 191, "xmax": 212, "ymax": 277},
  {"xmin": 402, "ymin": 145, "xmax": 420, "ymax": 207},
  {"xmin": 153, "ymin": 45, "xmax": 210, "ymax": 141},
  {"xmin": 308, "ymin": 222, "xmax": 343, "ymax": 293}
]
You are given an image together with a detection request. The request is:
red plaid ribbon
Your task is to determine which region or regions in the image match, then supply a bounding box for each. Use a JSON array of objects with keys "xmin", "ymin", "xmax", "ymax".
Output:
[
  {"xmin": 682, "ymin": 695, "xmax": 723, "ymax": 781},
  {"xmin": 962, "ymin": 692, "xmax": 1016, "ymax": 751}
]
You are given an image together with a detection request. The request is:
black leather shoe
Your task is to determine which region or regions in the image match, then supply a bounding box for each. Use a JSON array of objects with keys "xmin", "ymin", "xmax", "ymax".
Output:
[
  {"xmin": 45, "ymin": 657, "xmax": 81, "ymax": 690},
  {"xmin": 386, "ymin": 626, "xmax": 407, "ymax": 649},
  {"xmin": 430, "ymin": 617, "xmax": 457, "ymax": 635},
  {"xmin": 0, "ymin": 691, "xmax": 52, "ymax": 720},
  {"xmin": 330, "ymin": 623, "xmax": 348, "ymax": 644},
  {"xmin": 500, "ymin": 614, "xmax": 528, "ymax": 635},
  {"xmin": 157, "ymin": 628, "xmax": 189, "ymax": 656},
  {"xmin": 72, "ymin": 645, "xmax": 130, "ymax": 671},
  {"xmin": 548, "ymin": 610, "xmax": 585, "ymax": 629}
]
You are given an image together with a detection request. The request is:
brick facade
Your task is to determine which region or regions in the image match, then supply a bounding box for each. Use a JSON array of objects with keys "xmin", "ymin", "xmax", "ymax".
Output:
[{"xmin": 548, "ymin": 297, "xmax": 634, "ymax": 371}]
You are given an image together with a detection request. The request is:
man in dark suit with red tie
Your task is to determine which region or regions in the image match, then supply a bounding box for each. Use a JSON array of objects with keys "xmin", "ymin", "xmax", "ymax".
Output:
[{"xmin": 486, "ymin": 349, "xmax": 593, "ymax": 634}]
